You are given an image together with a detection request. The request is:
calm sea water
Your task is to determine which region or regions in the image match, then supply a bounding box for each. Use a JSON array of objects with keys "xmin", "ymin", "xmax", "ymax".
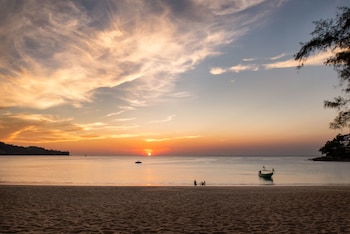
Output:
[{"xmin": 0, "ymin": 156, "xmax": 350, "ymax": 186}]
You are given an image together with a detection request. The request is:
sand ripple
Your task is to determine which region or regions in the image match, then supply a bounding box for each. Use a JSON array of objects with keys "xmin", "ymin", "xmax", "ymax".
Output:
[{"xmin": 1, "ymin": 186, "xmax": 350, "ymax": 233}]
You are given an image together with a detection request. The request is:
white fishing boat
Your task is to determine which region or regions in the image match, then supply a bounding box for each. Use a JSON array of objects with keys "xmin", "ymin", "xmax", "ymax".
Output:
[{"xmin": 259, "ymin": 166, "xmax": 274, "ymax": 178}]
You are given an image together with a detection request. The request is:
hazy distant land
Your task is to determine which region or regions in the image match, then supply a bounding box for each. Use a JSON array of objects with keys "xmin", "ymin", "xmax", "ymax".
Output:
[
  {"xmin": 0, "ymin": 142, "xmax": 69, "ymax": 155},
  {"xmin": 311, "ymin": 156, "xmax": 350, "ymax": 162}
]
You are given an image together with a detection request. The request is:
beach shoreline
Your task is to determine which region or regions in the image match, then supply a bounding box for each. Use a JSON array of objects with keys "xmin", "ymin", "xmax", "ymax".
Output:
[{"xmin": 1, "ymin": 185, "xmax": 350, "ymax": 233}]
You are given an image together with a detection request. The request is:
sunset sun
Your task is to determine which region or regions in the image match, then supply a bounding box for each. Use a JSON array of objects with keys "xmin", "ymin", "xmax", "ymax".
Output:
[{"xmin": 144, "ymin": 149, "xmax": 153, "ymax": 156}]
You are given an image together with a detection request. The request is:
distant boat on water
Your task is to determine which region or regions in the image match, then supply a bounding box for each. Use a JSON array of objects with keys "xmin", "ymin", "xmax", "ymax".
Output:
[
  {"xmin": 259, "ymin": 166, "xmax": 274, "ymax": 178},
  {"xmin": 135, "ymin": 160, "xmax": 142, "ymax": 164}
]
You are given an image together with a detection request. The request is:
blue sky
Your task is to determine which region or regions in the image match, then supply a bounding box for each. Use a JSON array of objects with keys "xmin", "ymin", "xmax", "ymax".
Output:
[{"xmin": 0, "ymin": 0, "xmax": 349, "ymax": 156}]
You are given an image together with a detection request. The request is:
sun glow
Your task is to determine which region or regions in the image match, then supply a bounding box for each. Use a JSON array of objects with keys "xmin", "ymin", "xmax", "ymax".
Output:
[{"xmin": 144, "ymin": 149, "xmax": 153, "ymax": 156}]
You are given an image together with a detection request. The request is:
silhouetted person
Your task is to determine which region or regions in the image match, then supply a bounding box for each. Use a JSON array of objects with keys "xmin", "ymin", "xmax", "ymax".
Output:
[{"xmin": 194, "ymin": 179, "xmax": 197, "ymax": 186}]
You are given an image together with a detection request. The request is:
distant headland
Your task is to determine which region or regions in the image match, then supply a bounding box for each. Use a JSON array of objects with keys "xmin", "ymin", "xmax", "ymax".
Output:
[
  {"xmin": 312, "ymin": 134, "xmax": 350, "ymax": 162},
  {"xmin": 311, "ymin": 156, "xmax": 350, "ymax": 162},
  {"xmin": 0, "ymin": 142, "xmax": 69, "ymax": 155}
]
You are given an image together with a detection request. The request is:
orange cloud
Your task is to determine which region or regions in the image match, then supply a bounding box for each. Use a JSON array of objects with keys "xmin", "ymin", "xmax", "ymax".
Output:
[
  {"xmin": 0, "ymin": 0, "xmax": 282, "ymax": 110},
  {"xmin": 263, "ymin": 50, "xmax": 334, "ymax": 70}
]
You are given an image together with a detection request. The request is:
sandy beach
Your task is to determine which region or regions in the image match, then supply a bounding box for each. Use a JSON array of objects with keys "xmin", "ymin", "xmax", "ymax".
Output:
[{"xmin": 1, "ymin": 186, "xmax": 350, "ymax": 233}]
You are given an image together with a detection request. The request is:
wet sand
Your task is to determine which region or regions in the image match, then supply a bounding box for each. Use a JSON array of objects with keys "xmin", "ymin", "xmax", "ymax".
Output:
[{"xmin": 1, "ymin": 186, "xmax": 350, "ymax": 233}]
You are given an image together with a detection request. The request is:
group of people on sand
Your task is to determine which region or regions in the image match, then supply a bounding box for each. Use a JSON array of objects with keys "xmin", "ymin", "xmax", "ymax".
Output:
[{"xmin": 193, "ymin": 179, "xmax": 206, "ymax": 186}]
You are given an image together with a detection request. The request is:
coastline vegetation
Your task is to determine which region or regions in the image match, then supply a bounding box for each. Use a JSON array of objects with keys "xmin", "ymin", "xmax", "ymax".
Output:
[
  {"xmin": 313, "ymin": 134, "xmax": 350, "ymax": 161},
  {"xmin": 0, "ymin": 142, "xmax": 69, "ymax": 155},
  {"xmin": 295, "ymin": 7, "xmax": 350, "ymax": 161}
]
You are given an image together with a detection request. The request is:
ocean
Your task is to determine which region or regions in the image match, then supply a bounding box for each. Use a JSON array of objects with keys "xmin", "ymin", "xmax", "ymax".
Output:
[{"xmin": 0, "ymin": 155, "xmax": 350, "ymax": 186}]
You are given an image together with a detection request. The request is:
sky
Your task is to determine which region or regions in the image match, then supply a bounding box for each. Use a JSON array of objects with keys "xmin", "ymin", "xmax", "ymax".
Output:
[{"xmin": 1, "ymin": 0, "xmax": 350, "ymax": 156}]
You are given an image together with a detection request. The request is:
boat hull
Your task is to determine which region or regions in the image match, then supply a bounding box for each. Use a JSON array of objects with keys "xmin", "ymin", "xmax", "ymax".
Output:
[{"xmin": 259, "ymin": 172, "xmax": 273, "ymax": 178}]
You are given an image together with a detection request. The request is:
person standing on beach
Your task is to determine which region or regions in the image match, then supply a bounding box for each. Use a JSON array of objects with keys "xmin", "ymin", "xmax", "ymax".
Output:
[{"xmin": 194, "ymin": 179, "xmax": 197, "ymax": 186}]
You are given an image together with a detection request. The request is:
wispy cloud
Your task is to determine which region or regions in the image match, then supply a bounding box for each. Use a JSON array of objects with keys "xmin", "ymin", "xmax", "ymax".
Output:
[
  {"xmin": 0, "ymin": 0, "xmax": 286, "ymax": 145},
  {"xmin": 148, "ymin": 115, "xmax": 175, "ymax": 124},
  {"xmin": 106, "ymin": 106, "xmax": 136, "ymax": 117},
  {"xmin": 79, "ymin": 122, "xmax": 139, "ymax": 132},
  {"xmin": 106, "ymin": 112, "xmax": 124, "ymax": 117},
  {"xmin": 268, "ymin": 53, "xmax": 289, "ymax": 60},
  {"xmin": 212, "ymin": 50, "xmax": 332, "ymax": 74},
  {"xmin": 229, "ymin": 64, "xmax": 259, "ymax": 73},
  {"xmin": 167, "ymin": 92, "xmax": 193, "ymax": 99},
  {"xmin": 210, "ymin": 63, "xmax": 259, "ymax": 75},
  {"xmin": 263, "ymin": 50, "xmax": 332, "ymax": 70},
  {"xmin": 243, "ymin": 58, "xmax": 255, "ymax": 62},
  {"xmin": 144, "ymin": 135, "xmax": 200, "ymax": 142},
  {"xmin": 210, "ymin": 67, "xmax": 227, "ymax": 75},
  {"xmin": 0, "ymin": 112, "xmax": 139, "ymax": 143},
  {"xmin": 263, "ymin": 59, "xmax": 298, "ymax": 70},
  {"xmin": 198, "ymin": 0, "xmax": 266, "ymax": 16},
  {"xmin": 0, "ymin": 0, "xmax": 284, "ymax": 110},
  {"xmin": 113, "ymin": 117, "xmax": 136, "ymax": 122},
  {"xmin": 0, "ymin": 112, "xmax": 85, "ymax": 143}
]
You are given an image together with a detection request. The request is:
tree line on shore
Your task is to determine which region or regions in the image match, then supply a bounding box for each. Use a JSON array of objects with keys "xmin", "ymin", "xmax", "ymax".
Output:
[
  {"xmin": 295, "ymin": 7, "xmax": 350, "ymax": 161},
  {"xmin": 0, "ymin": 142, "xmax": 69, "ymax": 155}
]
